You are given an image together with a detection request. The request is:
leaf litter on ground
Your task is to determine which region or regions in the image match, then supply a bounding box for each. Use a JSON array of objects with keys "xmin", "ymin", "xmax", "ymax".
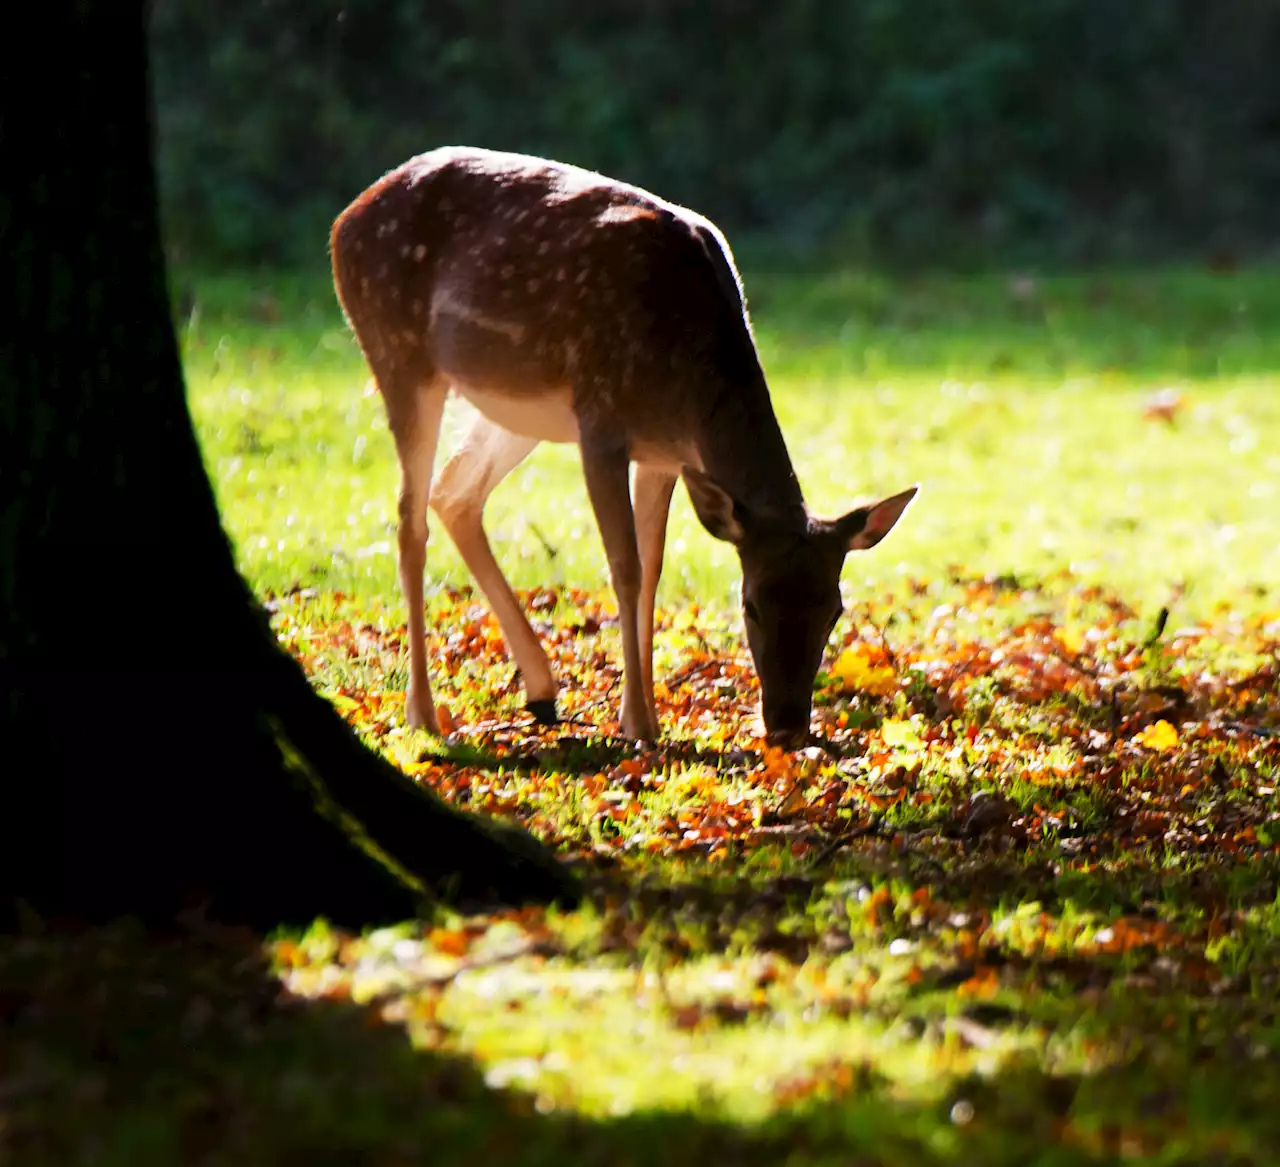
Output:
[
  {"xmin": 11, "ymin": 262, "xmax": 1280, "ymax": 1162},
  {"xmin": 235, "ymin": 568, "xmax": 1280, "ymax": 1159}
]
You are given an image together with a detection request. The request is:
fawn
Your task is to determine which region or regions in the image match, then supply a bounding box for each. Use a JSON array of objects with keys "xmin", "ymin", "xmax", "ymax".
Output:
[{"xmin": 331, "ymin": 147, "xmax": 916, "ymax": 745}]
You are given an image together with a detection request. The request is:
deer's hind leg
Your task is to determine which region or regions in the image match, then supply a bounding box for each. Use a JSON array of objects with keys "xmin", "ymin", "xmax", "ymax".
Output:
[
  {"xmin": 633, "ymin": 465, "xmax": 677, "ymax": 732},
  {"xmin": 430, "ymin": 412, "xmax": 557, "ymax": 723},
  {"xmin": 380, "ymin": 373, "xmax": 449, "ymax": 732}
]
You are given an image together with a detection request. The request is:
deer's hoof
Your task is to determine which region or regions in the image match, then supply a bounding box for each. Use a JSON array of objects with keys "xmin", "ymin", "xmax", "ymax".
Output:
[
  {"xmin": 526, "ymin": 698, "xmax": 559, "ymax": 726},
  {"xmin": 620, "ymin": 716, "xmax": 661, "ymax": 743}
]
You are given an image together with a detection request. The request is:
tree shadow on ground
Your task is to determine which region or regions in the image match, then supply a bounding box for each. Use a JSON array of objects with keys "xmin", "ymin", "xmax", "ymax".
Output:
[
  {"xmin": 4, "ymin": 906, "xmax": 1280, "ymax": 1166},
  {"xmin": 0, "ymin": 919, "xmax": 983, "ymax": 1166}
]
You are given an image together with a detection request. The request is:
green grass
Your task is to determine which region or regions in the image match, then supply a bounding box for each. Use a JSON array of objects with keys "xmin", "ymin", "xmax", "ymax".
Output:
[
  {"xmin": 185, "ymin": 264, "xmax": 1280, "ymax": 622},
  {"xmin": 6, "ymin": 262, "xmax": 1280, "ymax": 1165}
]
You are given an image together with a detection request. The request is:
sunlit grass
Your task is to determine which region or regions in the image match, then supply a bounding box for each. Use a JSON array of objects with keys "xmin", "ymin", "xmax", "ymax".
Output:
[{"xmin": 183, "ymin": 264, "xmax": 1280, "ymax": 626}]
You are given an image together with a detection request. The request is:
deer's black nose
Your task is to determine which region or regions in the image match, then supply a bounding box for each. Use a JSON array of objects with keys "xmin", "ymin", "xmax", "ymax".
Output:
[{"xmin": 763, "ymin": 696, "xmax": 812, "ymax": 748}]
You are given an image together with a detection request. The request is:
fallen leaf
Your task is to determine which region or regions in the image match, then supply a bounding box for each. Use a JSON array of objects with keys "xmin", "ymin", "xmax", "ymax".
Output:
[
  {"xmin": 1055, "ymin": 626, "xmax": 1085, "ymax": 656},
  {"xmin": 1141, "ymin": 388, "xmax": 1186, "ymax": 424},
  {"xmin": 1134, "ymin": 720, "xmax": 1179, "ymax": 752},
  {"xmin": 831, "ymin": 645, "xmax": 897, "ymax": 696},
  {"xmin": 880, "ymin": 719, "xmax": 920, "ymax": 748}
]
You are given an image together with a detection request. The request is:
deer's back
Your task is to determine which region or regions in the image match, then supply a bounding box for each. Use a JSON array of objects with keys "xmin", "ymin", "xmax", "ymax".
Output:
[{"xmin": 331, "ymin": 147, "xmax": 763, "ymax": 443}]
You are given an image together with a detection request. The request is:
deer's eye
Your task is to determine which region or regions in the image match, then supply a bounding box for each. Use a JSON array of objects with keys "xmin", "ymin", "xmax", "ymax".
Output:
[{"xmin": 743, "ymin": 599, "xmax": 762, "ymax": 625}]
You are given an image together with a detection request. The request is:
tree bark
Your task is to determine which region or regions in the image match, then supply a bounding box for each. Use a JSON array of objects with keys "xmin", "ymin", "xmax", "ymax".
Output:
[{"xmin": 0, "ymin": 2, "xmax": 579, "ymax": 932}]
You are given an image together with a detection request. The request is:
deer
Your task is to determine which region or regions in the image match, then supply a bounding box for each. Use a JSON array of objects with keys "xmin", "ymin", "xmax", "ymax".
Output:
[{"xmin": 330, "ymin": 146, "xmax": 917, "ymax": 748}]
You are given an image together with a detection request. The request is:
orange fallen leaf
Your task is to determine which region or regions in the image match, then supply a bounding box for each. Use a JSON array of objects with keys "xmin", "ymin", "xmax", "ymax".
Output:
[
  {"xmin": 427, "ymin": 927, "xmax": 471, "ymax": 957},
  {"xmin": 1142, "ymin": 388, "xmax": 1186, "ymax": 424}
]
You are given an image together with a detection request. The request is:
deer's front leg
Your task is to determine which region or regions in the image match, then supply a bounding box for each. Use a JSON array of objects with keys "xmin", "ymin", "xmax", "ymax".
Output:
[{"xmin": 580, "ymin": 440, "xmax": 658, "ymax": 741}]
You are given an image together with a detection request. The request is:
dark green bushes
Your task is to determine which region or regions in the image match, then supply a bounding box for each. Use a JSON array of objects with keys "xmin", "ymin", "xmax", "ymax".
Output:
[{"xmin": 150, "ymin": 0, "xmax": 1280, "ymax": 268}]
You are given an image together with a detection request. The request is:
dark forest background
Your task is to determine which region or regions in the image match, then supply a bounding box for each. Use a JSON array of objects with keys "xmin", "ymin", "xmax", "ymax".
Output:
[{"xmin": 149, "ymin": 0, "xmax": 1280, "ymax": 271}]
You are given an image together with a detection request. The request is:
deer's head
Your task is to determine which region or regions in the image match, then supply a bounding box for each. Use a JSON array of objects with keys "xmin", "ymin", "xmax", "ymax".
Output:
[{"xmin": 683, "ymin": 468, "xmax": 918, "ymax": 746}]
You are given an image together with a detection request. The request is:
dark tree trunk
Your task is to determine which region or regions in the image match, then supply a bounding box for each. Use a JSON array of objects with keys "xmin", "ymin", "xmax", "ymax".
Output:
[{"xmin": 0, "ymin": 3, "xmax": 578, "ymax": 932}]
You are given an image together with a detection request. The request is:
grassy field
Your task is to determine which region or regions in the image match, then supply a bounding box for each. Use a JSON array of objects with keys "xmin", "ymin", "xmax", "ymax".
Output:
[
  {"xmin": 5, "ymin": 263, "xmax": 1280, "ymax": 1165},
  {"xmin": 187, "ymin": 265, "xmax": 1280, "ymax": 619}
]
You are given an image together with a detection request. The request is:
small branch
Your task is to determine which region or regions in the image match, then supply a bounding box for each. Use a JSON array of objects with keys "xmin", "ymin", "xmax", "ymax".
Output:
[
  {"xmin": 866, "ymin": 614, "xmax": 898, "ymax": 670},
  {"xmin": 1142, "ymin": 606, "xmax": 1170, "ymax": 650},
  {"xmin": 527, "ymin": 521, "xmax": 559, "ymax": 562},
  {"xmin": 809, "ymin": 816, "xmax": 885, "ymax": 866}
]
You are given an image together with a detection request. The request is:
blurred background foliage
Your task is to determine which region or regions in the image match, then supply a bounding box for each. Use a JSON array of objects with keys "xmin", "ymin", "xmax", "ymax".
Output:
[{"xmin": 149, "ymin": 0, "xmax": 1280, "ymax": 270}]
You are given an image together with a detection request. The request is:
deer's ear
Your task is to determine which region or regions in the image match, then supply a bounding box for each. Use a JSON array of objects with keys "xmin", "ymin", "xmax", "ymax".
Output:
[
  {"xmin": 833, "ymin": 485, "xmax": 918, "ymax": 552},
  {"xmin": 682, "ymin": 466, "xmax": 746, "ymax": 544}
]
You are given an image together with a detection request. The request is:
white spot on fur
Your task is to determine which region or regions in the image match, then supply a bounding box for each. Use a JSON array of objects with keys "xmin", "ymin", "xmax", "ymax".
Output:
[
  {"xmin": 432, "ymin": 291, "xmax": 527, "ymax": 345},
  {"xmin": 601, "ymin": 203, "xmax": 659, "ymax": 226}
]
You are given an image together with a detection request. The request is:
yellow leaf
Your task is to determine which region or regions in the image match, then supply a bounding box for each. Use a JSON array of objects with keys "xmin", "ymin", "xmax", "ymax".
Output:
[
  {"xmin": 329, "ymin": 693, "xmax": 360, "ymax": 714},
  {"xmin": 1134, "ymin": 719, "xmax": 1178, "ymax": 751},
  {"xmin": 880, "ymin": 718, "xmax": 920, "ymax": 748},
  {"xmin": 776, "ymin": 785, "xmax": 808, "ymax": 817},
  {"xmin": 1055, "ymin": 626, "xmax": 1086, "ymax": 655},
  {"xmin": 831, "ymin": 646, "xmax": 897, "ymax": 696}
]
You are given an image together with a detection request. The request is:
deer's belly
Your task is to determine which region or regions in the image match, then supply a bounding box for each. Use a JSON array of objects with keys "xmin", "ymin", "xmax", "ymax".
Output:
[
  {"xmin": 451, "ymin": 382, "xmax": 580, "ymax": 444},
  {"xmin": 628, "ymin": 438, "xmax": 703, "ymax": 475}
]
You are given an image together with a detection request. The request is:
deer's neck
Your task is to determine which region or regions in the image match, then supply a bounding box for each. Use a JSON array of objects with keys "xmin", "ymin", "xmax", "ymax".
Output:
[{"xmin": 694, "ymin": 374, "xmax": 806, "ymax": 523}]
